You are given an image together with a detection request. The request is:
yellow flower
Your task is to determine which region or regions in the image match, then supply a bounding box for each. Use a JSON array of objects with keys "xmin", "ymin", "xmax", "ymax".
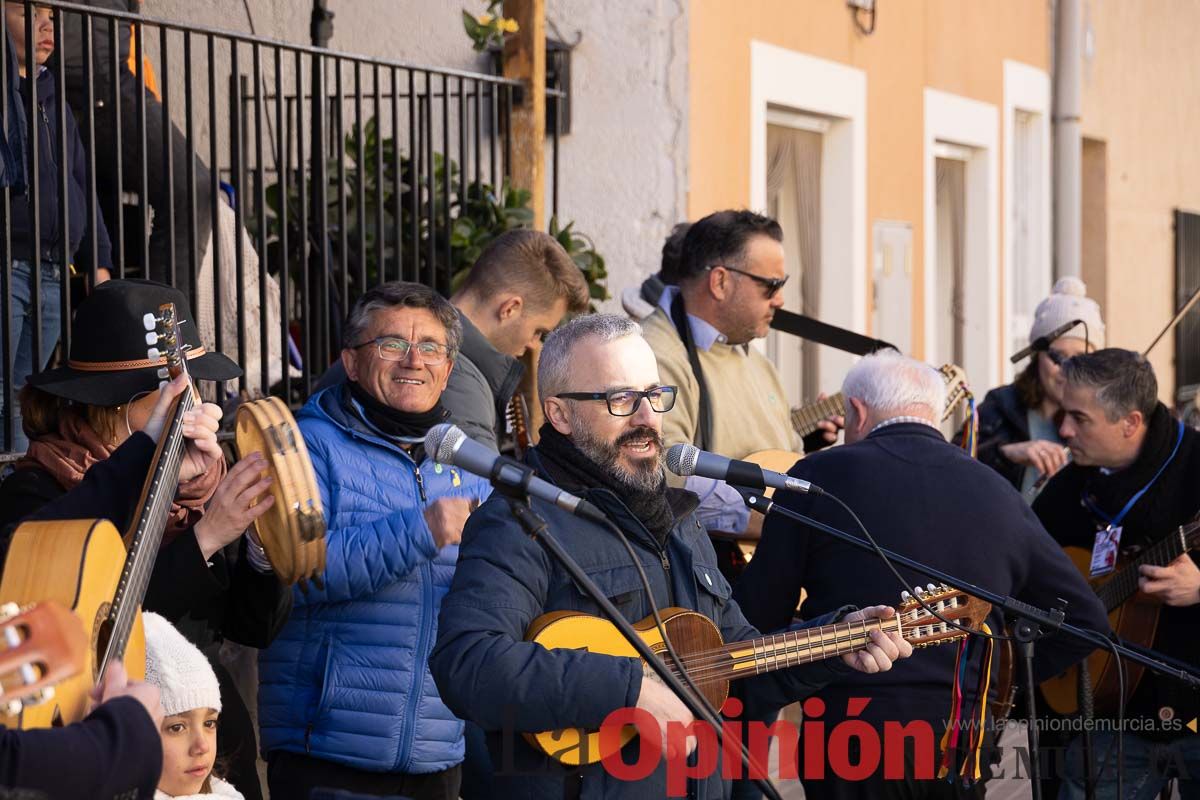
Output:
[
  {"xmin": 476, "ymin": 12, "xmax": 493, "ymax": 25},
  {"xmin": 500, "ymin": 17, "xmax": 520, "ymax": 33}
]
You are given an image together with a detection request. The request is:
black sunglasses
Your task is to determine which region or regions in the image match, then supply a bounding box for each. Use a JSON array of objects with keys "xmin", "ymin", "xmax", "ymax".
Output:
[{"xmin": 710, "ymin": 265, "xmax": 788, "ymax": 299}]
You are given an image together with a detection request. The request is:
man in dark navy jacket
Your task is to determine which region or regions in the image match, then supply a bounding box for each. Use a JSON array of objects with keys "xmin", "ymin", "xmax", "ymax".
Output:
[
  {"xmin": 734, "ymin": 351, "xmax": 1108, "ymax": 800},
  {"xmin": 1033, "ymin": 349, "xmax": 1200, "ymax": 799},
  {"xmin": 431, "ymin": 314, "xmax": 912, "ymax": 800}
]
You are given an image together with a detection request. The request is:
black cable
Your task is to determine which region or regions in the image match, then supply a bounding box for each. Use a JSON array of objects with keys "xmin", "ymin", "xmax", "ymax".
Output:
[
  {"xmin": 596, "ymin": 514, "xmax": 785, "ymax": 800},
  {"xmin": 817, "ymin": 490, "xmax": 1016, "ymax": 643}
]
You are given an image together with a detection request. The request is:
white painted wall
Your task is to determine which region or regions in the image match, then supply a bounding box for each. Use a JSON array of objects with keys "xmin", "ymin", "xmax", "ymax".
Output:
[{"xmin": 141, "ymin": 0, "xmax": 688, "ymax": 308}]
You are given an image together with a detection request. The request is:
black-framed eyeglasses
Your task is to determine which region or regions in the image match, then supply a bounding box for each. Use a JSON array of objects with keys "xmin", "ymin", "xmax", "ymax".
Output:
[
  {"xmin": 353, "ymin": 336, "xmax": 451, "ymax": 365},
  {"xmin": 710, "ymin": 265, "xmax": 788, "ymax": 299},
  {"xmin": 554, "ymin": 386, "xmax": 678, "ymax": 417}
]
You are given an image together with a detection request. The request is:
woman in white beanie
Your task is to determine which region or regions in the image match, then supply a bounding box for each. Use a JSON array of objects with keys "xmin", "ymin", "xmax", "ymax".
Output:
[
  {"xmin": 973, "ymin": 277, "xmax": 1106, "ymax": 499},
  {"xmin": 143, "ymin": 612, "xmax": 245, "ymax": 799}
]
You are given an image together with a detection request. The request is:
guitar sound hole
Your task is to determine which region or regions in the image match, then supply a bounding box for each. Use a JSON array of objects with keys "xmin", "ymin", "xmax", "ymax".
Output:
[{"xmin": 93, "ymin": 610, "xmax": 114, "ymax": 683}]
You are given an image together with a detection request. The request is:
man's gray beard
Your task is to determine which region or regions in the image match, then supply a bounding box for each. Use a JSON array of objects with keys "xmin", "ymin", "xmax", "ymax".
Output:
[{"xmin": 569, "ymin": 419, "xmax": 666, "ymax": 493}]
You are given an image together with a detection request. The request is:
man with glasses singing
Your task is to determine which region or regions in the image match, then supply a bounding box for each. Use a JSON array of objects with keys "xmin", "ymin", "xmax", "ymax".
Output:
[
  {"xmin": 431, "ymin": 313, "xmax": 910, "ymax": 799},
  {"xmin": 259, "ymin": 283, "xmax": 491, "ymax": 800},
  {"xmin": 639, "ymin": 210, "xmax": 840, "ymax": 539}
]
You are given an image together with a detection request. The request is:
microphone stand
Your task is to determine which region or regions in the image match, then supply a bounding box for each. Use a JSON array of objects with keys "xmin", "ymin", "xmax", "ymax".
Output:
[
  {"xmin": 735, "ymin": 489, "xmax": 1200, "ymax": 800},
  {"xmin": 493, "ymin": 476, "xmax": 786, "ymax": 800}
]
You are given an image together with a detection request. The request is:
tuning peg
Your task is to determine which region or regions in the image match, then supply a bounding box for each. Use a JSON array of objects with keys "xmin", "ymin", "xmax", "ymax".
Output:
[
  {"xmin": 926, "ymin": 583, "xmax": 936, "ymax": 591},
  {"xmin": 900, "ymin": 590, "xmax": 911, "ymax": 600},
  {"xmin": 143, "ymin": 312, "xmax": 157, "ymax": 331},
  {"xmin": 157, "ymin": 368, "xmax": 169, "ymax": 379},
  {"xmin": 145, "ymin": 331, "xmax": 159, "ymax": 345},
  {"xmin": 147, "ymin": 347, "xmax": 161, "ymax": 361}
]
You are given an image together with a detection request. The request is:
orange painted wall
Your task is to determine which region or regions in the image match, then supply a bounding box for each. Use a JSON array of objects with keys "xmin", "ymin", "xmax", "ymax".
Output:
[{"xmin": 688, "ymin": 0, "xmax": 1048, "ymax": 355}]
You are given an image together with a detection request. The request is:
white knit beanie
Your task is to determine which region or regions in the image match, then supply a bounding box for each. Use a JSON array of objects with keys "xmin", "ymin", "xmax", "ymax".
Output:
[
  {"xmin": 143, "ymin": 612, "xmax": 222, "ymax": 717},
  {"xmin": 1029, "ymin": 277, "xmax": 1106, "ymax": 348}
]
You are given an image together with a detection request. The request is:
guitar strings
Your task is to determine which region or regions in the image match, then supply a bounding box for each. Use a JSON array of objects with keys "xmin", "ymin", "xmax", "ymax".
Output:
[
  {"xmin": 657, "ymin": 609, "xmax": 960, "ymax": 684},
  {"xmin": 103, "ymin": 390, "xmax": 194, "ymax": 674}
]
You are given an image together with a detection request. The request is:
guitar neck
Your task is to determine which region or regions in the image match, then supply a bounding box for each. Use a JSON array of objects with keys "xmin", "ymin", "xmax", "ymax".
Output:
[
  {"xmin": 99, "ymin": 390, "xmax": 195, "ymax": 675},
  {"xmin": 791, "ymin": 393, "xmax": 847, "ymax": 438},
  {"xmin": 1096, "ymin": 523, "xmax": 1198, "ymax": 612},
  {"xmin": 667, "ymin": 616, "xmax": 901, "ymax": 685}
]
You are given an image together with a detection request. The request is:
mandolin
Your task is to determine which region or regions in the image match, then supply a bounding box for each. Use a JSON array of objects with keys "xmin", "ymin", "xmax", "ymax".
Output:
[
  {"xmin": 1040, "ymin": 520, "xmax": 1200, "ymax": 716},
  {"xmin": 525, "ymin": 584, "xmax": 990, "ymax": 766},
  {"xmin": 0, "ymin": 303, "xmax": 196, "ymax": 728}
]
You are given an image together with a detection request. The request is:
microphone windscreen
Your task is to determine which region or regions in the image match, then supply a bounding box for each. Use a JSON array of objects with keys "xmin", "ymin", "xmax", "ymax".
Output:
[
  {"xmin": 666, "ymin": 443, "xmax": 699, "ymax": 477},
  {"xmin": 424, "ymin": 423, "xmax": 463, "ymax": 465}
]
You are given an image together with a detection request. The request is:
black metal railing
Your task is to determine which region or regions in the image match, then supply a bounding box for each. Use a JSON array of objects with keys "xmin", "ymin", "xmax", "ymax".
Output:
[{"xmin": 0, "ymin": 0, "xmax": 563, "ymax": 455}]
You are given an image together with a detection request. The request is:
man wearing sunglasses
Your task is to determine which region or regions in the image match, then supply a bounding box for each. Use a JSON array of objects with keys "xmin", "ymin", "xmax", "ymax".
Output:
[
  {"xmin": 432, "ymin": 313, "xmax": 910, "ymax": 799},
  {"xmin": 638, "ymin": 210, "xmax": 841, "ymax": 539}
]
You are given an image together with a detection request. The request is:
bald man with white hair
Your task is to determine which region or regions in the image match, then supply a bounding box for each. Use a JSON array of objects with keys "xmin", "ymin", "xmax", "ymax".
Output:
[{"xmin": 733, "ymin": 351, "xmax": 1108, "ymax": 800}]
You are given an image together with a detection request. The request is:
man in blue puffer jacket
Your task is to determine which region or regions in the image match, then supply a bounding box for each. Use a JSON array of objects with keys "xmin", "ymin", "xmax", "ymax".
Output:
[{"xmin": 259, "ymin": 283, "xmax": 490, "ymax": 800}]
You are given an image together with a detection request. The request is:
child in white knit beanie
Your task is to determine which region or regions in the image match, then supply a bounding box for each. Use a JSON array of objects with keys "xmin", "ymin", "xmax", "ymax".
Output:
[{"xmin": 143, "ymin": 613, "xmax": 244, "ymax": 799}]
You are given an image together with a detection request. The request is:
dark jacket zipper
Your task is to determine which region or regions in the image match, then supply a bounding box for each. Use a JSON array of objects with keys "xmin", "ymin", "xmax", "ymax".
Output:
[{"xmin": 656, "ymin": 543, "xmax": 675, "ymax": 608}]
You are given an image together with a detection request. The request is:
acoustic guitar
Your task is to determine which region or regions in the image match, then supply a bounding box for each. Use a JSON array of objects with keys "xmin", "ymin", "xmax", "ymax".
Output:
[
  {"xmin": 0, "ymin": 302, "xmax": 195, "ymax": 728},
  {"xmin": 0, "ymin": 602, "xmax": 87, "ymax": 715},
  {"xmin": 1040, "ymin": 520, "xmax": 1200, "ymax": 716},
  {"xmin": 747, "ymin": 363, "xmax": 973, "ymax": 491},
  {"xmin": 525, "ymin": 584, "xmax": 991, "ymax": 766}
]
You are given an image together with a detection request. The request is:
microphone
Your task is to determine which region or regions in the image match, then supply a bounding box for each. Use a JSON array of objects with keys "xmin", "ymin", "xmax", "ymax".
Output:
[
  {"xmin": 666, "ymin": 443, "xmax": 822, "ymax": 496},
  {"xmin": 424, "ymin": 424, "xmax": 609, "ymax": 525},
  {"xmin": 1009, "ymin": 318, "xmax": 1083, "ymax": 363}
]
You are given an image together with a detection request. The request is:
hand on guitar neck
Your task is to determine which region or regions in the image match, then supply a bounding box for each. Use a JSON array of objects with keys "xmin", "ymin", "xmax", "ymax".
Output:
[
  {"xmin": 1139, "ymin": 553, "xmax": 1200, "ymax": 607},
  {"xmin": 801, "ymin": 393, "xmax": 845, "ymax": 453},
  {"xmin": 142, "ymin": 373, "xmax": 224, "ymax": 483},
  {"xmin": 89, "ymin": 660, "xmax": 164, "ymax": 729}
]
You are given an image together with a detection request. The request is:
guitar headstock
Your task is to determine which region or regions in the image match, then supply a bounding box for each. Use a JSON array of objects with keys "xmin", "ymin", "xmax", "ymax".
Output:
[
  {"xmin": 506, "ymin": 394, "xmax": 531, "ymax": 458},
  {"xmin": 937, "ymin": 364, "xmax": 972, "ymax": 421},
  {"xmin": 143, "ymin": 302, "xmax": 190, "ymax": 383},
  {"xmin": 898, "ymin": 584, "xmax": 992, "ymax": 649},
  {"xmin": 0, "ymin": 602, "xmax": 87, "ymax": 715}
]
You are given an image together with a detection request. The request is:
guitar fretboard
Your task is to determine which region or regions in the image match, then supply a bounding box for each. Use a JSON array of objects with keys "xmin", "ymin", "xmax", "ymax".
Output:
[
  {"xmin": 99, "ymin": 389, "xmax": 194, "ymax": 678},
  {"xmin": 1096, "ymin": 523, "xmax": 1198, "ymax": 612},
  {"xmin": 790, "ymin": 394, "xmax": 847, "ymax": 438}
]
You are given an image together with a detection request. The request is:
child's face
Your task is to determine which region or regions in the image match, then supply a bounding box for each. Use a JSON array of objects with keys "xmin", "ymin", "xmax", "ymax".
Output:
[
  {"xmin": 158, "ymin": 708, "xmax": 219, "ymax": 797},
  {"xmin": 3, "ymin": 3, "xmax": 54, "ymax": 71}
]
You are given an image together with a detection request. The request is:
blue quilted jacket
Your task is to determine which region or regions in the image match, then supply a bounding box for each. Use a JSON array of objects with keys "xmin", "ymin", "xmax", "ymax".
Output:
[{"xmin": 258, "ymin": 384, "xmax": 490, "ymax": 774}]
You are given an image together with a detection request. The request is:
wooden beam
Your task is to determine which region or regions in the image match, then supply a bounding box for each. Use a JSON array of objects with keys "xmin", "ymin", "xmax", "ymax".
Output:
[
  {"xmin": 503, "ymin": 0, "xmax": 546, "ymax": 439},
  {"xmin": 502, "ymin": 0, "xmax": 545, "ymax": 226}
]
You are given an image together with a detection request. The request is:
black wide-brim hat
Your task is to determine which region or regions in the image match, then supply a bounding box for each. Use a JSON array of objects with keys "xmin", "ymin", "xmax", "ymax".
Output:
[{"xmin": 27, "ymin": 279, "xmax": 242, "ymax": 406}]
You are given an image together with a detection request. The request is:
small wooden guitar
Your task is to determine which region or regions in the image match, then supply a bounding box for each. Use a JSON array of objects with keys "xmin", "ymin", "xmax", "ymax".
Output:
[
  {"xmin": 0, "ymin": 303, "xmax": 195, "ymax": 728},
  {"xmin": 0, "ymin": 602, "xmax": 87, "ymax": 715},
  {"xmin": 525, "ymin": 584, "xmax": 991, "ymax": 765},
  {"xmin": 1040, "ymin": 521, "xmax": 1200, "ymax": 716}
]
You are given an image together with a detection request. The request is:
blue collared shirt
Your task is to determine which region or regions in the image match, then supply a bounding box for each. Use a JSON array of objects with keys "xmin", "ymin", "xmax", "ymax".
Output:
[{"xmin": 657, "ymin": 285, "xmax": 729, "ymax": 351}]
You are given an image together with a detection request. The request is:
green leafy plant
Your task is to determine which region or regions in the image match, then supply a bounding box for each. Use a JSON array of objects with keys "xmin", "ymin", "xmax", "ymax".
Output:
[
  {"xmin": 260, "ymin": 114, "xmax": 607, "ymax": 310},
  {"xmin": 462, "ymin": 1, "xmax": 518, "ymax": 52}
]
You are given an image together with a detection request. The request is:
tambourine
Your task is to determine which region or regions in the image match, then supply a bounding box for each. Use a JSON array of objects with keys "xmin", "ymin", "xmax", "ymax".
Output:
[{"xmin": 235, "ymin": 397, "xmax": 327, "ymax": 587}]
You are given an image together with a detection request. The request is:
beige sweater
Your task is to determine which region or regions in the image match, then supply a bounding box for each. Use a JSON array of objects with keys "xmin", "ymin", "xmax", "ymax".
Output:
[{"xmin": 641, "ymin": 308, "xmax": 800, "ymax": 460}]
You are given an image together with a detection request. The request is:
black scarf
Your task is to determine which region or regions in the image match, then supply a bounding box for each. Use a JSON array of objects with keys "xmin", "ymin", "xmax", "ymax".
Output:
[
  {"xmin": 346, "ymin": 380, "xmax": 450, "ymax": 441},
  {"xmin": 534, "ymin": 423, "xmax": 676, "ymax": 545}
]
